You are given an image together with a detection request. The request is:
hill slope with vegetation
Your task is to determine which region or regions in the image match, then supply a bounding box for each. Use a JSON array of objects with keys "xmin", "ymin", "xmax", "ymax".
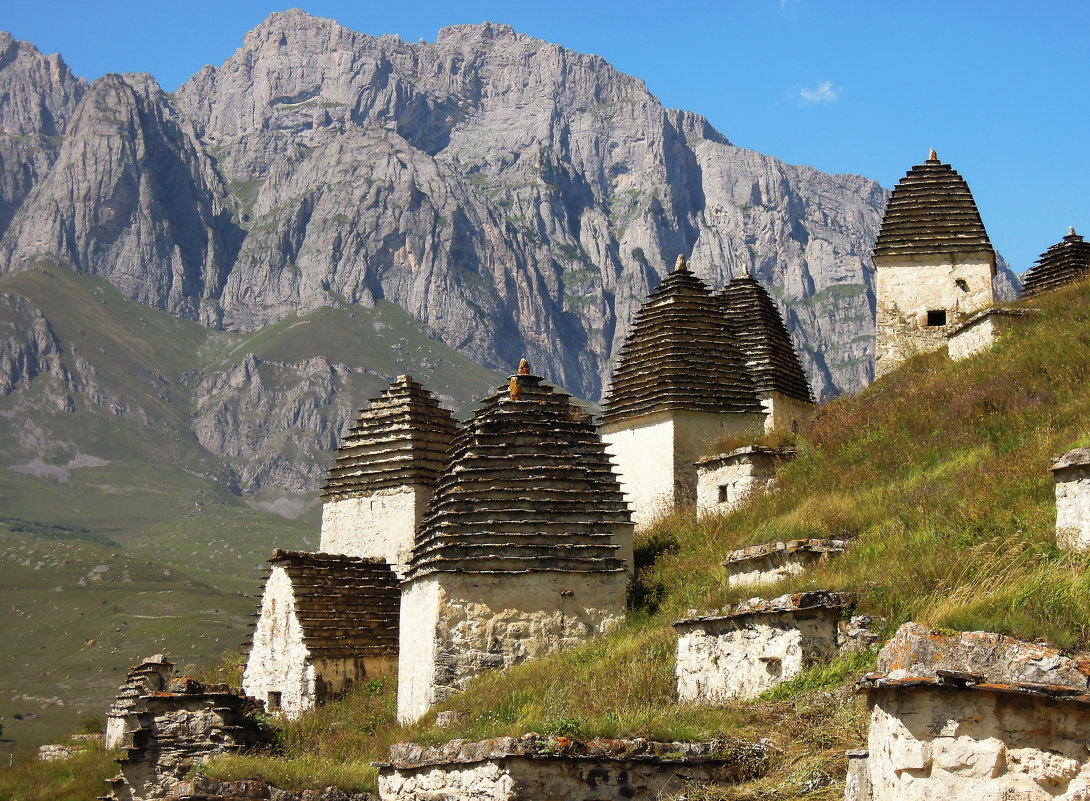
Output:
[{"xmin": 9, "ymin": 280, "xmax": 1090, "ymax": 800}]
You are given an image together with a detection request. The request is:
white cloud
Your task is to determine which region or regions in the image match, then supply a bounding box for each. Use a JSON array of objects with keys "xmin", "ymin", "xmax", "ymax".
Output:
[{"xmin": 800, "ymin": 81, "xmax": 839, "ymax": 104}]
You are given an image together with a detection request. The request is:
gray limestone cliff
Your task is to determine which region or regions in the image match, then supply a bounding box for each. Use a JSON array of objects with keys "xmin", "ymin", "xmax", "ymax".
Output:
[{"xmin": 0, "ymin": 10, "xmax": 977, "ymax": 406}]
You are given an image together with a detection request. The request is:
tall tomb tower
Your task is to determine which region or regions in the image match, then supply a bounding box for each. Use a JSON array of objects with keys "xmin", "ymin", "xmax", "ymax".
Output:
[{"xmin": 873, "ymin": 149, "xmax": 996, "ymax": 378}]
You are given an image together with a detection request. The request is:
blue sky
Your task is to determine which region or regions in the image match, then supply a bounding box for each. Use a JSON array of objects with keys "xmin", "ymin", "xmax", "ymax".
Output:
[{"xmin": 5, "ymin": 0, "xmax": 1087, "ymax": 274}]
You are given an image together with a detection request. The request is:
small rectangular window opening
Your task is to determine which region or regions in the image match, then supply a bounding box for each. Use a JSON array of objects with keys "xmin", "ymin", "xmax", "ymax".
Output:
[
  {"xmin": 718, "ymin": 485, "xmax": 729, "ymax": 503},
  {"xmin": 926, "ymin": 309, "xmax": 947, "ymax": 327},
  {"xmin": 267, "ymin": 691, "xmax": 281, "ymax": 711}
]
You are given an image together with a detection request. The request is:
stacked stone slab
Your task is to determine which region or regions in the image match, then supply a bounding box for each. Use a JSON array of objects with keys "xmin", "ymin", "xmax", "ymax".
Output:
[
  {"xmin": 397, "ymin": 362, "xmax": 632, "ymax": 723},
  {"xmin": 376, "ymin": 735, "xmax": 771, "ymax": 801},
  {"xmin": 106, "ymin": 654, "xmax": 175, "ymax": 749},
  {"xmin": 1021, "ymin": 227, "xmax": 1090, "ymax": 298},
  {"xmin": 873, "ymin": 149, "xmax": 996, "ymax": 378},
  {"xmin": 320, "ymin": 374, "xmax": 456, "ymax": 577},
  {"xmin": 243, "ymin": 549, "xmax": 399, "ymax": 720},
  {"xmin": 695, "ymin": 445, "xmax": 797, "ymax": 519},
  {"xmin": 719, "ymin": 275, "xmax": 815, "ymax": 431},
  {"xmin": 947, "ymin": 306, "xmax": 1038, "ymax": 361},
  {"xmin": 673, "ymin": 591, "xmax": 857, "ymax": 703},
  {"xmin": 105, "ymin": 662, "xmax": 266, "ymax": 801},
  {"xmin": 601, "ymin": 256, "xmax": 766, "ymax": 528},
  {"xmin": 848, "ymin": 623, "xmax": 1090, "ymax": 800}
]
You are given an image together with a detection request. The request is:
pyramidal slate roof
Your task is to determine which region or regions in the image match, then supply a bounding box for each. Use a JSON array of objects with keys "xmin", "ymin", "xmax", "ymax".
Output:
[
  {"xmin": 1021, "ymin": 228, "xmax": 1090, "ymax": 298},
  {"xmin": 873, "ymin": 150, "xmax": 993, "ymax": 259},
  {"xmin": 407, "ymin": 362, "xmax": 630, "ymax": 579},
  {"xmin": 262, "ymin": 550, "xmax": 399, "ymax": 658},
  {"xmin": 600, "ymin": 256, "xmax": 762, "ymax": 425},
  {"xmin": 719, "ymin": 276, "xmax": 813, "ymax": 403},
  {"xmin": 321, "ymin": 375, "xmax": 456, "ymax": 501}
]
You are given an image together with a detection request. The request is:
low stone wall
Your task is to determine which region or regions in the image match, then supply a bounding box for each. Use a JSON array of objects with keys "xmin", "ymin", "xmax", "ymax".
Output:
[
  {"xmin": 721, "ymin": 538, "xmax": 849, "ymax": 587},
  {"xmin": 695, "ymin": 446, "xmax": 796, "ymax": 519},
  {"xmin": 848, "ymin": 623, "xmax": 1090, "ymax": 800},
  {"xmin": 1052, "ymin": 448, "xmax": 1090, "ymax": 552},
  {"xmin": 947, "ymin": 307, "xmax": 1037, "ymax": 361},
  {"xmin": 673, "ymin": 591, "xmax": 858, "ymax": 703},
  {"xmin": 168, "ymin": 776, "xmax": 374, "ymax": 800},
  {"xmin": 376, "ymin": 735, "xmax": 771, "ymax": 801}
]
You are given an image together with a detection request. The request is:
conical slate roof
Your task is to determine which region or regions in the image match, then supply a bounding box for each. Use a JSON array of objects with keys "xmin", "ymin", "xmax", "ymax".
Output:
[
  {"xmin": 873, "ymin": 150, "xmax": 993, "ymax": 259},
  {"xmin": 1021, "ymin": 228, "xmax": 1090, "ymax": 298},
  {"xmin": 321, "ymin": 375, "xmax": 456, "ymax": 501},
  {"xmin": 262, "ymin": 550, "xmax": 399, "ymax": 658},
  {"xmin": 407, "ymin": 363, "xmax": 630, "ymax": 579},
  {"xmin": 719, "ymin": 276, "xmax": 814, "ymax": 403},
  {"xmin": 600, "ymin": 257, "xmax": 762, "ymax": 425}
]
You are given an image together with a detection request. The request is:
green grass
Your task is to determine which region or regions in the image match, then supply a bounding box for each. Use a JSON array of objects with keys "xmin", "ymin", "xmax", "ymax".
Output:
[{"xmin": 0, "ymin": 740, "xmax": 117, "ymax": 801}]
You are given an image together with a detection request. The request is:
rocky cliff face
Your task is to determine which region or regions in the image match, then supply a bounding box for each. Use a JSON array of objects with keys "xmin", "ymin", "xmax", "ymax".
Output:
[{"xmin": 0, "ymin": 10, "xmax": 956, "ymax": 405}]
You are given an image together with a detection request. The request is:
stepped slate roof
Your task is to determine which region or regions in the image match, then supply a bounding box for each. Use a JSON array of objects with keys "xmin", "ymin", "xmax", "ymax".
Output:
[
  {"xmin": 407, "ymin": 362, "xmax": 631, "ymax": 578},
  {"xmin": 1021, "ymin": 228, "xmax": 1090, "ymax": 298},
  {"xmin": 264, "ymin": 549, "xmax": 399, "ymax": 658},
  {"xmin": 601, "ymin": 256, "xmax": 762, "ymax": 424},
  {"xmin": 719, "ymin": 276, "xmax": 813, "ymax": 403},
  {"xmin": 873, "ymin": 150, "xmax": 993, "ymax": 260},
  {"xmin": 321, "ymin": 375, "xmax": 456, "ymax": 501}
]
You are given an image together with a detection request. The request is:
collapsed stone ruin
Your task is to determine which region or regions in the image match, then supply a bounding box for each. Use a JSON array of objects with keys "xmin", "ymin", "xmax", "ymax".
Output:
[
  {"xmin": 847, "ymin": 623, "xmax": 1090, "ymax": 801},
  {"xmin": 375, "ymin": 735, "xmax": 771, "ymax": 801},
  {"xmin": 104, "ymin": 657, "xmax": 268, "ymax": 801}
]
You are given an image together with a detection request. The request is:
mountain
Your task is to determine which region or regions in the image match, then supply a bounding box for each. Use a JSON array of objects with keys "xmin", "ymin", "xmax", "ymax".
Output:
[{"xmin": 1, "ymin": 10, "xmax": 1004, "ymax": 412}]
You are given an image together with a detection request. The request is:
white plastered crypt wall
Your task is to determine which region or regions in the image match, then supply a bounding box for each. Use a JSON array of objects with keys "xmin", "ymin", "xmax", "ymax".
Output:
[
  {"xmin": 602, "ymin": 409, "xmax": 764, "ymax": 530},
  {"xmin": 320, "ymin": 485, "xmax": 428, "ymax": 576},
  {"xmin": 242, "ymin": 566, "xmax": 312, "ymax": 718}
]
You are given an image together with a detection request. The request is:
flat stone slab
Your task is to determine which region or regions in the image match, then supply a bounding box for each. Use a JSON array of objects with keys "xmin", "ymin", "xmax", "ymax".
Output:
[
  {"xmin": 721, "ymin": 538, "xmax": 850, "ymax": 567},
  {"xmin": 675, "ymin": 590, "xmax": 857, "ymax": 625},
  {"xmin": 1052, "ymin": 448, "xmax": 1090, "ymax": 473},
  {"xmin": 948, "ymin": 306, "xmax": 1039, "ymax": 335},
  {"xmin": 695, "ymin": 445, "xmax": 798, "ymax": 468}
]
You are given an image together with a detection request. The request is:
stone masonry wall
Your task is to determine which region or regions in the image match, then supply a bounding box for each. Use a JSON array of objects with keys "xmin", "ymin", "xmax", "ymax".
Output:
[
  {"xmin": 398, "ymin": 571, "xmax": 625, "ymax": 723},
  {"xmin": 761, "ymin": 391, "xmax": 814, "ymax": 435},
  {"xmin": 695, "ymin": 447, "xmax": 795, "ymax": 520},
  {"xmin": 319, "ymin": 487, "xmax": 425, "ymax": 577},
  {"xmin": 874, "ymin": 254, "xmax": 995, "ymax": 378},
  {"xmin": 862, "ymin": 686, "xmax": 1090, "ymax": 800},
  {"xmin": 674, "ymin": 592, "xmax": 856, "ymax": 703},
  {"xmin": 1053, "ymin": 451, "xmax": 1090, "ymax": 552}
]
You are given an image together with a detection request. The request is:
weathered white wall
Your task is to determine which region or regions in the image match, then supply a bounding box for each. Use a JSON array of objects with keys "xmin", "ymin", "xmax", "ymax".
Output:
[
  {"xmin": 243, "ymin": 567, "xmax": 313, "ymax": 718},
  {"xmin": 723, "ymin": 550, "xmax": 826, "ymax": 587},
  {"xmin": 378, "ymin": 756, "xmax": 744, "ymax": 801},
  {"xmin": 875, "ymin": 254, "xmax": 995, "ymax": 378},
  {"xmin": 761, "ymin": 392, "xmax": 814, "ymax": 435},
  {"xmin": 947, "ymin": 314, "xmax": 999, "ymax": 361},
  {"xmin": 320, "ymin": 486, "xmax": 427, "ymax": 576},
  {"xmin": 865, "ymin": 687, "xmax": 1090, "ymax": 800},
  {"xmin": 397, "ymin": 571, "xmax": 625, "ymax": 724},
  {"xmin": 696, "ymin": 453, "xmax": 781, "ymax": 519},
  {"xmin": 1055, "ymin": 468, "xmax": 1090, "ymax": 552},
  {"xmin": 603, "ymin": 409, "xmax": 763, "ymax": 530},
  {"xmin": 675, "ymin": 610, "xmax": 841, "ymax": 702}
]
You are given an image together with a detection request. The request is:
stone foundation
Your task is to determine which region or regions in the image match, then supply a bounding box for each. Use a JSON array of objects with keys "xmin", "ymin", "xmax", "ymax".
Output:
[
  {"xmin": 695, "ymin": 447, "xmax": 796, "ymax": 520},
  {"xmin": 721, "ymin": 538, "xmax": 848, "ymax": 587},
  {"xmin": 673, "ymin": 591, "xmax": 858, "ymax": 703},
  {"xmin": 375, "ymin": 735, "xmax": 771, "ymax": 801},
  {"xmin": 1052, "ymin": 448, "xmax": 1090, "ymax": 551},
  {"xmin": 947, "ymin": 307, "xmax": 1037, "ymax": 361},
  {"xmin": 397, "ymin": 570, "xmax": 626, "ymax": 724},
  {"xmin": 849, "ymin": 622, "xmax": 1090, "ymax": 800},
  {"xmin": 168, "ymin": 776, "xmax": 374, "ymax": 800}
]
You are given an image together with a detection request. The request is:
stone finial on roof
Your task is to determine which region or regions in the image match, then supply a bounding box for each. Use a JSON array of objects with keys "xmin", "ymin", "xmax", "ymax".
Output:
[
  {"xmin": 1070, "ymin": 226, "xmax": 1077, "ymax": 237},
  {"xmin": 675, "ymin": 254, "xmax": 688, "ymax": 272},
  {"xmin": 518, "ymin": 359, "xmax": 531, "ymax": 375},
  {"xmin": 928, "ymin": 147, "xmax": 938, "ymax": 162}
]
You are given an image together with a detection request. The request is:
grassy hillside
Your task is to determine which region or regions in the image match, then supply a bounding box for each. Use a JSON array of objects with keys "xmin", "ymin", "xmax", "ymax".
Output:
[
  {"xmin": 0, "ymin": 264, "xmax": 505, "ymax": 750},
  {"xmin": 194, "ymin": 280, "xmax": 1090, "ymax": 800}
]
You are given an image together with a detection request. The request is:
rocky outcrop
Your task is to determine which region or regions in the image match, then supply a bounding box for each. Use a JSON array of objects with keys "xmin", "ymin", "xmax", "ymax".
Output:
[{"xmin": 0, "ymin": 11, "xmax": 1014, "ymax": 403}]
